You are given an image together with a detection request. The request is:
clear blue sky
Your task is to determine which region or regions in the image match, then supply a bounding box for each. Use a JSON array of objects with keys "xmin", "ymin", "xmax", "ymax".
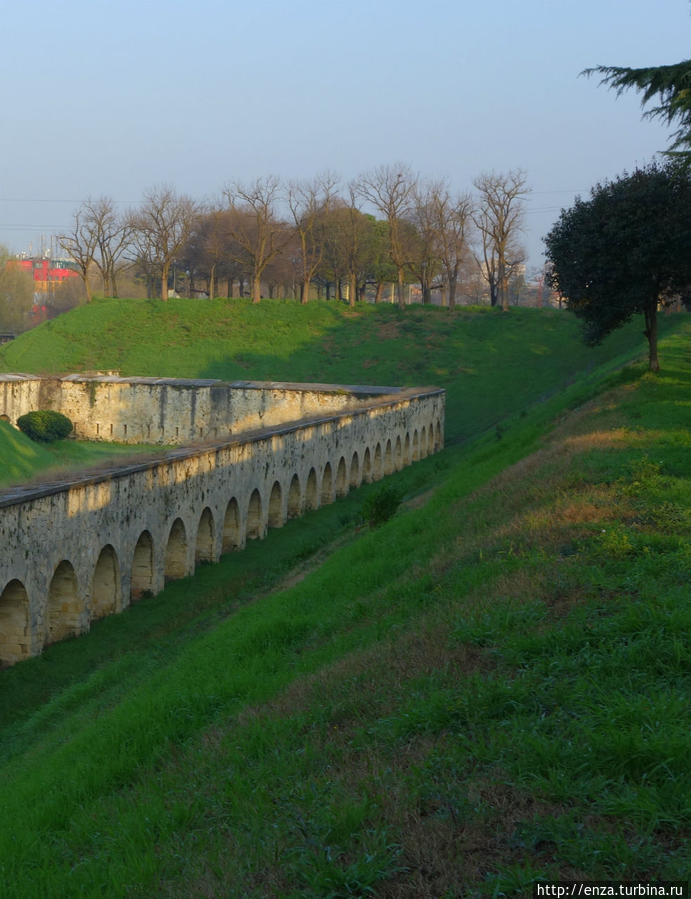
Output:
[{"xmin": 0, "ymin": 0, "xmax": 688, "ymax": 272}]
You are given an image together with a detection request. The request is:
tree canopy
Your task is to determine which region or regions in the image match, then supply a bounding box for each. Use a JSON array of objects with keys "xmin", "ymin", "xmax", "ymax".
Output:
[
  {"xmin": 544, "ymin": 161, "xmax": 691, "ymax": 371},
  {"xmin": 583, "ymin": 59, "xmax": 691, "ymax": 162}
]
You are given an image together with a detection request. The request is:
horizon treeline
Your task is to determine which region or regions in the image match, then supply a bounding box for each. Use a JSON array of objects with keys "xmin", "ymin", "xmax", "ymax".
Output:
[{"xmin": 2, "ymin": 165, "xmax": 544, "ymax": 330}]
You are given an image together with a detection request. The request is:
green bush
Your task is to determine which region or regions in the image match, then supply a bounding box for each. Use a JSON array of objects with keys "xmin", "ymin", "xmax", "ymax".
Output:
[
  {"xmin": 362, "ymin": 484, "xmax": 403, "ymax": 527},
  {"xmin": 17, "ymin": 410, "xmax": 73, "ymax": 443}
]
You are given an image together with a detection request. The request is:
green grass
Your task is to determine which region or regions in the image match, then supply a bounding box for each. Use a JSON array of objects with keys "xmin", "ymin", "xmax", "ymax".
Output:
[
  {"xmin": 0, "ymin": 427, "xmax": 170, "ymax": 489},
  {"xmin": 0, "ymin": 323, "xmax": 688, "ymax": 896},
  {"xmin": 0, "ymin": 299, "xmax": 678, "ymax": 446}
]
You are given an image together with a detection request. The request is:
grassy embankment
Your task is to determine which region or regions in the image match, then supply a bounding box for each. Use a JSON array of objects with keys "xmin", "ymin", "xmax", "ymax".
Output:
[
  {"xmin": 0, "ymin": 297, "xmax": 678, "ymax": 486},
  {"xmin": 0, "ymin": 308, "xmax": 688, "ymax": 896}
]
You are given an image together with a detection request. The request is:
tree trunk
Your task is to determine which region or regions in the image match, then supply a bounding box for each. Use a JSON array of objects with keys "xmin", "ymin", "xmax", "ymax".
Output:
[
  {"xmin": 160, "ymin": 263, "xmax": 169, "ymax": 301},
  {"xmin": 209, "ymin": 264, "xmax": 216, "ymax": 301},
  {"xmin": 81, "ymin": 272, "xmax": 92, "ymax": 304},
  {"xmin": 348, "ymin": 272, "xmax": 357, "ymax": 307},
  {"xmin": 397, "ymin": 266, "xmax": 405, "ymax": 308},
  {"xmin": 448, "ymin": 272, "xmax": 457, "ymax": 309},
  {"xmin": 251, "ymin": 273, "xmax": 261, "ymax": 303},
  {"xmin": 644, "ymin": 301, "xmax": 660, "ymax": 372},
  {"xmin": 301, "ymin": 279, "xmax": 310, "ymax": 304},
  {"xmin": 375, "ymin": 281, "xmax": 384, "ymax": 303}
]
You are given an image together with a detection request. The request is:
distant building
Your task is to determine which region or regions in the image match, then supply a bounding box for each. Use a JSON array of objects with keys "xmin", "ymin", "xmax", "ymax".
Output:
[{"xmin": 9, "ymin": 256, "xmax": 80, "ymax": 297}]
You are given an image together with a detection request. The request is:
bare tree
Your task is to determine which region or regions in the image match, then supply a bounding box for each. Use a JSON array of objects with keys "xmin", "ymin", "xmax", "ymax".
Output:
[
  {"xmin": 287, "ymin": 172, "xmax": 338, "ymax": 304},
  {"xmin": 473, "ymin": 170, "xmax": 529, "ymax": 311},
  {"xmin": 427, "ymin": 184, "xmax": 474, "ymax": 308},
  {"xmin": 130, "ymin": 186, "xmax": 197, "ymax": 301},
  {"xmin": 57, "ymin": 205, "xmax": 99, "ymax": 302},
  {"xmin": 356, "ymin": 164, "xmax": 417, "ymax": 307},
  {"xmin": 223, "ymin": 176, "xmax": 291, "ymax": 304},
  {"xmin": 84, "ymin": 197, "xmax": 131, "ymax": 298}
]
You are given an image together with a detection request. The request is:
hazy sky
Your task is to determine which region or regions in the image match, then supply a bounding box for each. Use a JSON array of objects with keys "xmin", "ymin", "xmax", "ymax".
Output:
[{"xmin": 0, "ymin": 0, "xmax": 688, "ymax": 272}]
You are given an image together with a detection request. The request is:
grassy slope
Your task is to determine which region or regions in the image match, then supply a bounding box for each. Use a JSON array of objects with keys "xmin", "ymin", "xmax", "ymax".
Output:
[
  {"xmin": 0, "ymin": 324, "xmax": 688, "ymax": 897},
  {"xmin": 0, "ymin": 299, "xmax": 670, "ymax": 447}
]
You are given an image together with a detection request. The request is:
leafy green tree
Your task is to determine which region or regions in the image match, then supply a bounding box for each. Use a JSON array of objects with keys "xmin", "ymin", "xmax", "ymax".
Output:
[
  {"xmin": 544, "ymin": 161, "xmax": 691, "ymax": 371},
  {"xmin": 583, "ymin": 59, "xmax": 691, "ymax": 162}
]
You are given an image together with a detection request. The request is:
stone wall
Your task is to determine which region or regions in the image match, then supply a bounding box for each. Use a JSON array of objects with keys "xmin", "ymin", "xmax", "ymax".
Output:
[
  {"xmin": 0, "ymin": 383, "xmax": 445, "ymax": 665},
  {"xmin": 0, "ymin": 374, "xmax": 402, "ymax": 445}
]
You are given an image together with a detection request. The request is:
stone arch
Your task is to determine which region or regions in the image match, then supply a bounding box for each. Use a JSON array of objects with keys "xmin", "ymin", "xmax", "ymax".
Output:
[
  {"xmin": 0, "ymin": 579, "xmax": 30, "ymax": 665},
  {"xmin": 287, "ymin": 474, "xmax": 301, "ymax": 518},
  {"xmin": 362, "ymin": 447, "xmax": 372, "ymax": 483},
  {"xmin": 91, "ymin": 545, "xmax": 119, "ymax": 621},
  {"xmin": 373, "ymin": 443, "xmax": 383, "ymax": 480},
  {"xmin": 384, "ymin": 439, "xmax": 394, "ymax": 475},
  {"xmin": 350, "ymin": 451, "xmax": 360, "ymax": 488},
  {"xmin": 195, "ymin": 507, "xmax": 215, "ymax": 563},
  {"xmin": 47, "ymin": 560, "xmax": 82, "ymax": 642},
  {"xmin": 335, "ymin": 457, "xmax": 347, "ymax": 497},
  {"xmin": 412, "ymin": 430, "xmax": 420, "ymax": 461},
  {"xmin": 165, "ymin": 518, "xmax": 188, "ymax": 581},
  {"xmin": 435, "ymin": 420, "xmax": 443, "ymax": 450},
  {"xmin": 246, "ymin": 489, "xmax": 263, "ymax": 539},
  {"xmin": 321, "ymin": 462, "xmax": 333, "ymax": 503},
  {"xmin": 131, "ymin": 531, "xmax": 154, "ymax": 599},
  {"xmin": 0, "ymin": 414, "xmax": 10, "ymax": 423},
  {"xmin": 420, "ymin": 426, "xmax": 428, "ymax": 458},
  {"xmin": 394, "ymin": 436, "xmax": 403, "ymax": 470},
  {"xmin": 404, "ymin": 433, "xmax": 411, "ymax": 465},
  {"xmin": 305, "ymin": 468, "xmax": 318, "ymax": 511},
  {"xmin": 268, "ymin": 481, "xmax": 284, "ymax": 528},
  {"xmin": 223, "ymin": 498, "xmax": 241, "ymax": 552}
]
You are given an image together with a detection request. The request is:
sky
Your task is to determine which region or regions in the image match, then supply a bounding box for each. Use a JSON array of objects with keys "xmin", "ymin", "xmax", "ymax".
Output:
[{"xmin": 0, "ymin": 0, "xmax": 688, "ymax": 274}]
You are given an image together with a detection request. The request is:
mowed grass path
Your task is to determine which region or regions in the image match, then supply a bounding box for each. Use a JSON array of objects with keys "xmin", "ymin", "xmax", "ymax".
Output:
[{"xmin": 0, "ymin": 324, "xmax": 688, "ymax": 897}]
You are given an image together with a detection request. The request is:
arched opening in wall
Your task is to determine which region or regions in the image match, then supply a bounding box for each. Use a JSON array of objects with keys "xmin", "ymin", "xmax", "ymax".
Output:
[
  {"xmin": 91, "ymin": 545, "xmax": 119, "ymax": 621},
  {"xmin": 373, "ymin": 443, "xmax": 383, "ymax": 480},
  {"xmin": 435, "ymin": 420, "xmax": 443, "ymax": 450},
  {"xmin": 223, "ymin": 498, "xmax": 241, "ymax": 552},
  {"xmin": 412, "ymin": 430, "xmax": 420, "ymax": 461},
  {"xmin": 0, "ymin": 579, "xmax": 30, "ymax": 665},
  {"xmin": 383, "ymin": 439, "xmax": 393, "ymax": 475},
  {"xmin": 305, "ymin": 469, "xmax": 318, "ymax": 510},
  {"xmin": 47, "ymin": 560, "xmax": 82, "ymax": 643},
  {"xmin": 321, "ymin": 463, "xmax": 333, "ymax": 504},
  {"xmin": 268, "ymin": 481, "xmax": 283, "ymax": 528},
  {"xmin": 404, "ymin": 433, "xmax": 411, "ymax": 465},
  {"xmin": 247, "ymin": 489, "xmax": 263, "ymax": 540},
  {"xmin": 350, "ymin": 452, "xmax": 360, "ymax": 488},
  {"xmin": 287, "ymin": 475, "xmax": 301, "ymax": 518},
  {"xmin": 0, "ymin": 414, "xmax": 10, "ymax": 423},
  {"xmin": 394, "ymin": 436, "xmax": 403, "ymax": 470},
  {"xmin": 195, "ymin": 507, "xmax": 215, "ymax": 564},
  {"xmin": 335, "ymin": 457, "xmax": 347, "ymax": 497},
  {"xmin": 165, "ymin": 518, "xmax": 188, "ymax": 581},
  {"xmin": 420, "ymin": 426, "xmax": 428, "ymax": 458},
  {"xmin": 362, "ymin": 448, "xmax": 372, "ymax": 483},
  {"xmin": 131, "ymin": 531, "xmax": 154, "ymax": 600}
]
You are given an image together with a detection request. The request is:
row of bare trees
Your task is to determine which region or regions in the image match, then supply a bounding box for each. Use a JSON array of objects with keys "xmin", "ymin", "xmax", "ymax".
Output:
[{"xmin": 57, "ymin": 166, "xmax": 530, "ymax": 309}]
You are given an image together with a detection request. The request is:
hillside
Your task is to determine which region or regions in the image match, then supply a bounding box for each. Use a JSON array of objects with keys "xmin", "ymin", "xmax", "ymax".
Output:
[
  {"xmin": 0, "ymin": 323, "xmax": 688, "ymax": 896},
  {"xmin": 0, "ymin": 299, "xmax": 673, "ymax": 447}
]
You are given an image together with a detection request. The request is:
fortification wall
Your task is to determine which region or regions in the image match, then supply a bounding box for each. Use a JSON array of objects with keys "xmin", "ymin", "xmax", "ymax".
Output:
[
  {"xmin": 0, "ymin": 375, "xmax": 397, "ymax": 445},
  {"xmin": 0, "ymin": 385, "xmax": 445, "ymax": 666}
]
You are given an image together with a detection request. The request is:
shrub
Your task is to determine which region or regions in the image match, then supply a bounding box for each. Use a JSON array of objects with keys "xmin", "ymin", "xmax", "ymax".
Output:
[
  {"xmin": 362, "ymin": 484, "xmax": 403, "ymax": 527},
  {"xmin": 17, "ymin": 410, "xmax": 73, "ymax": 443}
]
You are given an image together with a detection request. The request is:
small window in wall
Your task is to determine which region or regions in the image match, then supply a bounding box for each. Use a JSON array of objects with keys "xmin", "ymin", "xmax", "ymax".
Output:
[
  {"xmin": 176, "ymin": 427, "xmax": 179, "ymax": 438},
  {"xmin": 123, "ymin": 424, "xmax": 127, "ymax": 437},
  {"xmin": 96, "ymin": 423, "xmax": 100, "ymax": 435},
  {"xmin": 109, "ymin": 423, "xmax": 113, "ymax": 436},
  {"xmin": 147, "ymin": 424, "xmax": 151, "ymax": 438}
]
